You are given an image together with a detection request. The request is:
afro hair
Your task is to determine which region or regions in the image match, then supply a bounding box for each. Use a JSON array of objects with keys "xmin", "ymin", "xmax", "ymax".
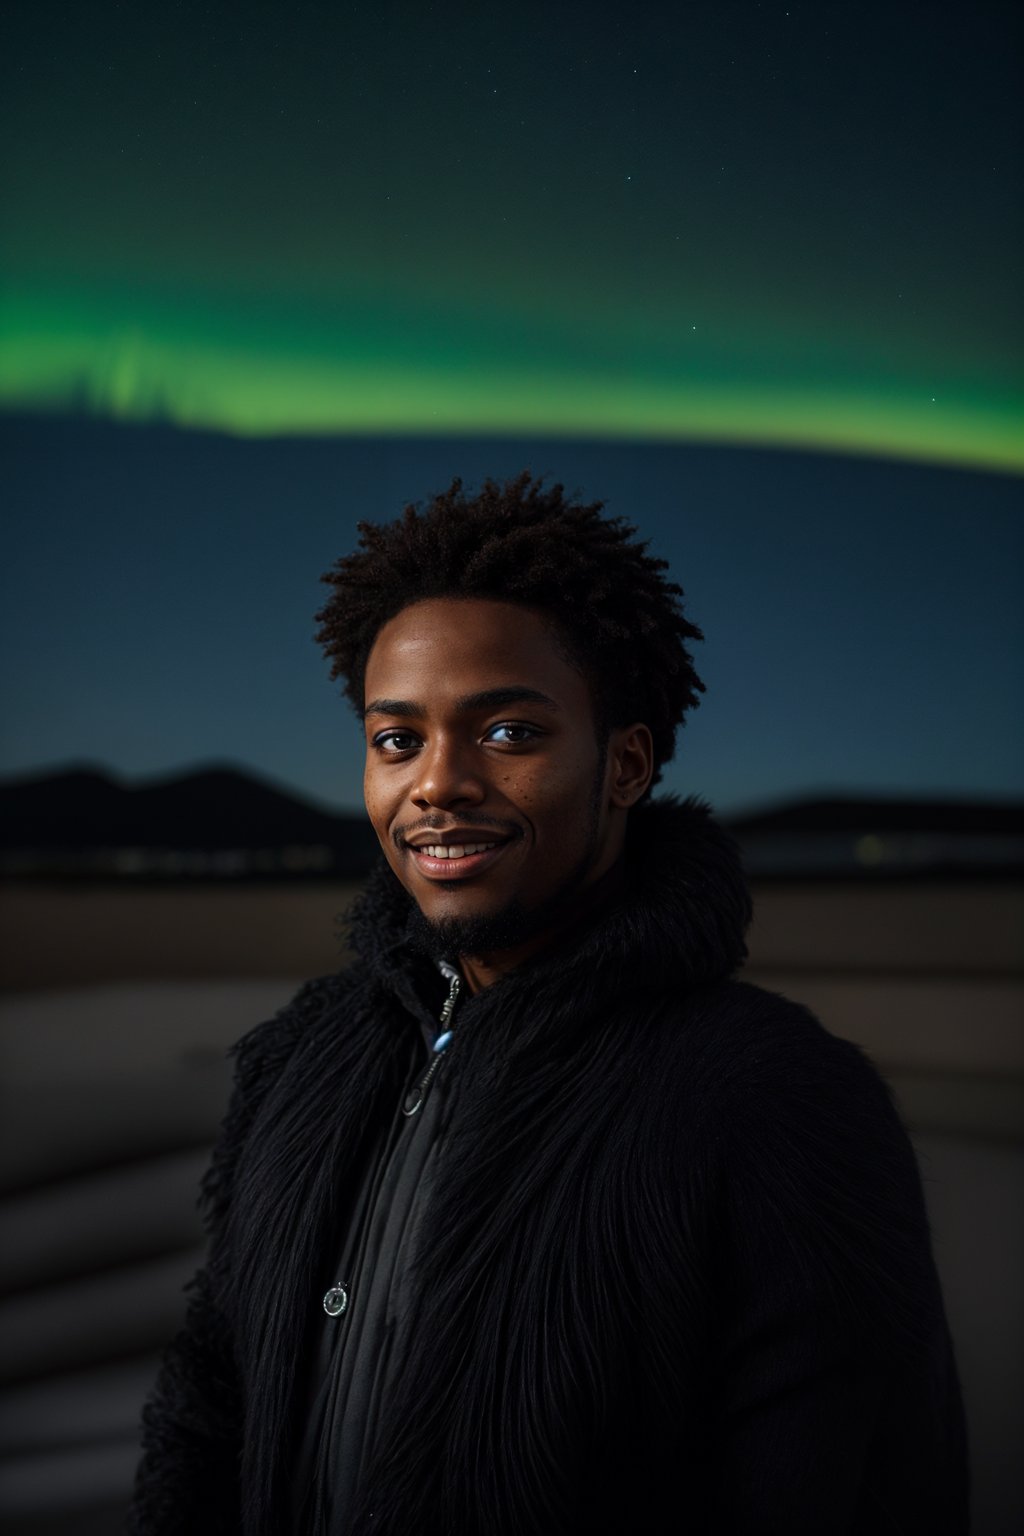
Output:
[{"xmin": 315, "ymin": 472, "xmax": 704, "ymax": 788}]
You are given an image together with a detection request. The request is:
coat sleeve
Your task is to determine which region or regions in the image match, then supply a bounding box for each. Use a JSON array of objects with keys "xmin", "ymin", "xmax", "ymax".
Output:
[
  {"xmin": 127, "ymin": 977, "xmax": 336, "ymax": 1534},
  {"xmin": 706, "ymin": 1001, "xmax": 969, "ymax": 1535}
]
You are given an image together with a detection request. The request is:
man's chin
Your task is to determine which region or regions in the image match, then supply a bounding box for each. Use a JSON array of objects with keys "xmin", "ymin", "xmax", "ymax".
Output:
[{"xmin": 405, "ymin": 897, "xmax": 541, "ymax": 961}]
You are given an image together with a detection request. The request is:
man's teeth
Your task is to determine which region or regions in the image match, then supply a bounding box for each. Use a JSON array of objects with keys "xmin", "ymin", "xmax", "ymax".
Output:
[{"xmin": 420, "ymin": 842, "xmax": 497, "ymax": 860}]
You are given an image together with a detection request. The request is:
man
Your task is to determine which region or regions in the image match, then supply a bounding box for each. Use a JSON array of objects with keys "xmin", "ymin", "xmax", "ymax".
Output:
[{"xmin": 132, "ymin": 474, "xmax": 968, "ymax": 1534}]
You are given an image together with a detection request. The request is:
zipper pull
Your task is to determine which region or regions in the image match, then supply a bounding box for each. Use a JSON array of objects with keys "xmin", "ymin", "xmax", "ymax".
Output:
[
  {"xmin": 403, "ymin": 972, "xmax": 461, "ymax": 1117},
  {"xmin": 438, "ymin": 970, "xmax": 460, "ymax": 1028}
]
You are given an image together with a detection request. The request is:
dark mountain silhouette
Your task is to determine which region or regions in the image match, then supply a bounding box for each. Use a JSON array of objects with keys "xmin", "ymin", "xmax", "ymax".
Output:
[
  {"xmin": 729, "ymin": 796, "xmax": 1024, "ymax": 837},
  {"xmin": 1, "ymin": 766, "xmax": 1021, "ymax": 881},
  {"xmin": 728, "ymin": 794, "xmax": 1023, "ymax": 879},
  {"xmin": 0, "ymin": 765, "xmax": 380, "ymax": 879}
]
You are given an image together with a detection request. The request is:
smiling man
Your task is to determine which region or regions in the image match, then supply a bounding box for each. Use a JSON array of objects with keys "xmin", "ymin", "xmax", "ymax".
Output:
[
  {"xmin": 132, "ymin": 475, "xmax": 968, "ymax": 1535},
  {"xmin": 362, "ymin": 596, "xmax": 653, "ymax": 991}
]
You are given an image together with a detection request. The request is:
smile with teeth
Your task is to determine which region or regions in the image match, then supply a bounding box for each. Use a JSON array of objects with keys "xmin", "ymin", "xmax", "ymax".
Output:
[{"xmin": 418, "ymin": 842, "xmax": 497, "ymax": 860}]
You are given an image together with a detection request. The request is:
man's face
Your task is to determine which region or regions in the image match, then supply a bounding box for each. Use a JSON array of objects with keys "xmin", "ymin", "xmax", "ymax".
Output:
[{"xmin": 362, "ymin": 597, "xmax": 628, "ymax": 957}]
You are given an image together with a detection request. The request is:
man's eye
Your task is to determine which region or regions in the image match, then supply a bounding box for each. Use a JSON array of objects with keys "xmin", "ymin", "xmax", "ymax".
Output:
[
  {"xmin": 374, "ymin": 730, "xmax": 419, "ymax": 753},
  {"xmin": 484, "ymin": 722, "xmax": 539, "ymax": 746}
]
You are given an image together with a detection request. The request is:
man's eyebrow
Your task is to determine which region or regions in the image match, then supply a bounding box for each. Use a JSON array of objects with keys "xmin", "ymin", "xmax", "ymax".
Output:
[
  {"xmin": 361, "ymin": 687, "xmax": 560, "ymax": 721},
  {"xmin": 455, "ymin": 686, "xmax": 561, "ymax": 713},
  {"xmin": 361, "ymin": 698, "xmax": 420, "ymax": 721}
]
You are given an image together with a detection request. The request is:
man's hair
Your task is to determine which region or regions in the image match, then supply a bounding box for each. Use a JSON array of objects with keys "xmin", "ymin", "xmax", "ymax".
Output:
[{"xmin": 315, "ymin": 472, "xmax": 705, "ymax": 788}]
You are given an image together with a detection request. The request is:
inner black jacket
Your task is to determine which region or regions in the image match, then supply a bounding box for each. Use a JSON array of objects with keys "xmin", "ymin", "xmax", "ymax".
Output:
[{"xmin": 131, "ymin": 797, "xmax": 969, "ymax": 1534}]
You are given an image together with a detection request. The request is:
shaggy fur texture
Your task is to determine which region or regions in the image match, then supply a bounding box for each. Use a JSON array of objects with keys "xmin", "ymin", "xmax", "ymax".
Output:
[{"xmin": 131, "ymin": 798, "xmax": 968, "ymax": 1534}]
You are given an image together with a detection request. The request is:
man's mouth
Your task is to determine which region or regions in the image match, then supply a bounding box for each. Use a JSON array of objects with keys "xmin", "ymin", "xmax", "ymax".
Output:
[
  {"xmin": 406, "ymin": 838, "xmax": 515, "ymax": 881},
  {"xmin": 417, "ymin": 841, "xmax": 497, "ymax": 860}
]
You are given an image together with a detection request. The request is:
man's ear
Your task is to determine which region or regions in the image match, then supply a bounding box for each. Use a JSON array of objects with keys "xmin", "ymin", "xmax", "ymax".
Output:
[{"xmin": 607, "ymin": 723, "xmax": 655, "ymax": 808}]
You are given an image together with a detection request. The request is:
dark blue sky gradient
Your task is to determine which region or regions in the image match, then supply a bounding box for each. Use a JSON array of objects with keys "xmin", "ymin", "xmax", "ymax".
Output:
[{"xmin": 3, "ymin": 415, "xmax": 1021, "ymax": 815}]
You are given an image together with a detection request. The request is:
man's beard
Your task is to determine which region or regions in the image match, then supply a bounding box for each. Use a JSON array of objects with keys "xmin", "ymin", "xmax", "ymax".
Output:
[
  {"xmin": 405, "ymin": 765, "xmax": 606, "ymax": 962},
  {"xmin": 406, "ymin": 891, "xmax": 551, "ymax": 961}
]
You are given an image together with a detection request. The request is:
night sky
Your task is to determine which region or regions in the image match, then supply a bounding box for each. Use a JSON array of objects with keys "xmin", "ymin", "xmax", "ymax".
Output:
[
  {"xmin": 1, "ymin": 3, "xmax": 1022, "ymax": 815},
  {"xmin": 2, "ymin": 1, "xmax": 1021, "ymax": 468},
  {"xmin": 4, "ymin": 416, "xmax": 1022, "ymax": 815}
]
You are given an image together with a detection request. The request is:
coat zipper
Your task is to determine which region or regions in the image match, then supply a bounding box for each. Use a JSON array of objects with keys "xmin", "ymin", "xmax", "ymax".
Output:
[
  {"xmin": 402, "ymin": 968, "xmax": 461, "ymax": 1117},
  {"xmin": 322, "ymin": 967, "xmax": 463, "ymax": 1316}
]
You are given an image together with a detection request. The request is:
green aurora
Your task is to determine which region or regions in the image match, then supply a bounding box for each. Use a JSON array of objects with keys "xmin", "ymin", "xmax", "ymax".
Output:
[
  {"xmin": 2, "ymin": 2, "xmax": 1021, "ymax": 470},
  {"xmin": 2, "ymin": 281, "xmax": 1021, "ymax": 469}
]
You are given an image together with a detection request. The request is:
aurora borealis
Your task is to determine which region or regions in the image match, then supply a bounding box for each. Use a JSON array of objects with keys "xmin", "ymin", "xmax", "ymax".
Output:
[{"xmin": 2, "ymin": 1, "xmax": 1021, "ymax": 470}]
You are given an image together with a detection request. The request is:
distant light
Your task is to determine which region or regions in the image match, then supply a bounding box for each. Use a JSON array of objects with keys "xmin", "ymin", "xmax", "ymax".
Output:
[{"xmin": 855, "ymin": 833, "xmax": 886, "ymax": 866}]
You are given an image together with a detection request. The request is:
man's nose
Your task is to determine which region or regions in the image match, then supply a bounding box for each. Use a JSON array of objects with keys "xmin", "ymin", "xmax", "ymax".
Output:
[{"xmin": 410, "ymin": 736, "xmax": 486, "ymax": 809}]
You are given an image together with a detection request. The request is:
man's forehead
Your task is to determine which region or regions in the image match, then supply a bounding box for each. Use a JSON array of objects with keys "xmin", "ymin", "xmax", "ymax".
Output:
[
  {"xmin": 367, "ymin": 598, "xmax": 572, "ymax": 671},
  {"xmin": 362, "ymin": 598, "xmax": 588, "ymax": 716}
]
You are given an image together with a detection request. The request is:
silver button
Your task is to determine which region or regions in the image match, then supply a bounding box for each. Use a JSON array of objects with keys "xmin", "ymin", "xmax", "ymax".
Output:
[{"xmin": 323, "ymin": 1282, "xmax": 349, "ymax": 1317}]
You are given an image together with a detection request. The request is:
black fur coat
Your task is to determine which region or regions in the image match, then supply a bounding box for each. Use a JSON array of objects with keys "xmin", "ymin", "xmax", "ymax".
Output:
[{"xmin": 131, "ymin": 797, "xmax": 968, "ymax": 1534}]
